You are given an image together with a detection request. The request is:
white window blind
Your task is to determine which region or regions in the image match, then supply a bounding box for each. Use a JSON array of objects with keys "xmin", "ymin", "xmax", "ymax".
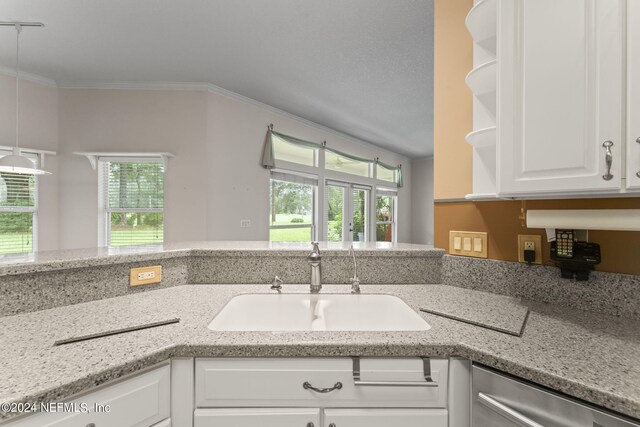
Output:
[
  {"xmin": 103, "ymin": 160, "xmax": 164, "ymax": 246},
  {"xmin": 0, "ymin": 150, "xmax": 38, "ymax": 255}
]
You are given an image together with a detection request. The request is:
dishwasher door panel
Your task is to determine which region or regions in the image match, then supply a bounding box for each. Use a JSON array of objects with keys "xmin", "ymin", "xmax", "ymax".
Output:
[{"xmin": 472, "ymin": 365, "xmax": 639, "ymax": 427}]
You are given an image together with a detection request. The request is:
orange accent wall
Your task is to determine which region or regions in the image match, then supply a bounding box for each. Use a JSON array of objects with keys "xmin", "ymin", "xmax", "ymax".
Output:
[
  {"xmin": 433, "ymin": 0, "xmax": 474, "ymax": 200},
  {"xmin": 433, "ymin": 0, "xmax": 640, "ymax": 276},
  {"xmin": 434, "ymin": 200, "xmax": 640, "ymax": 275}
]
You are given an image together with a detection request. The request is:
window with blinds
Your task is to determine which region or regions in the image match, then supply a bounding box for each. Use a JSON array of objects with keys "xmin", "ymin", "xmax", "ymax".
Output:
[
  {"xmin": 0, "ymin": 151, "xmax": 38, "ymax": 255},
  {"xmin": 102, "ymin": 160, "xmax": 164, "ymax": 247}
]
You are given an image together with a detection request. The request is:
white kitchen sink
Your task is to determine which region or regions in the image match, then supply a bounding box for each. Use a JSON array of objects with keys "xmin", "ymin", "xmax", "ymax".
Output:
[{"xmin": 208, "ymin": 293, "xmax": 431, "ymax": 331}]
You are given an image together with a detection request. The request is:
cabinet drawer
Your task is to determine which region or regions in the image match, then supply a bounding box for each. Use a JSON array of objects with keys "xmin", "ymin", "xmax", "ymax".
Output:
[
  {"xmin": 324, "ymin": 408, "xmax": 448, "ymax": 427},
  {"xmin": 6, "ymin": 364, "xmax": 170, "ymax": 427},
  {"xmin": 195, "ymin": 358, "xmax": 448, "ymax": 408},
  {"xmin": 194, "ymin": 408, "xmax": 320, "ymax": 427}
]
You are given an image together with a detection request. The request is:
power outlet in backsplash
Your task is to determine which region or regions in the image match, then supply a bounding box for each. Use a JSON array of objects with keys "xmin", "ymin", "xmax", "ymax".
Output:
[{"xmin": 130, "ymin": 266, "xmax": 163, "ymax": 286}]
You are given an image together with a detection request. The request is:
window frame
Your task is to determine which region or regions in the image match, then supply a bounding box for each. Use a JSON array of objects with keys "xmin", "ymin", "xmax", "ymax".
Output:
[
  {"xmin": 0, "ymin": 149, "xmax": 40, "ymax": 255},
  {"xmin": 375, "ymin": 188, "xmax": 398, "ymax": 244},
  {"xmin": 268, "ymin": 169, "xmax": 318, "ymax": 242},
  {"xmin": 98, "ymin": 157, "xmax": 165, "ymax": 248},
  {"xmin": 269, "ymin": 145, "xmax": 401, "ymax": 243}
]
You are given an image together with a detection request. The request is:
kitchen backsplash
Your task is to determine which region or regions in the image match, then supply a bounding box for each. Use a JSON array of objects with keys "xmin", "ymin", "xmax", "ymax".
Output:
[
  {"xmin": 0, "ymin": 249, "xmax": 443, "ymax": 316},
  {"xmin": 442, "ymin": 255, "xmax": 640, "ymax": 319},
  {"xmin": 2, "ymin": 247, "xmax": 637, "ymax": 319}
]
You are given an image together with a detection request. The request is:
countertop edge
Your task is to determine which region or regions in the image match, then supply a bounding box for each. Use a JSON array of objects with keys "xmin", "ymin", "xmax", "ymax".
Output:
[
  {"xmin": 0, "ymin": 246, "xmax": 445, "ymax": 277},
  {"xmin": 0, "ymin": 340, "xmax": 637, "ymax": 422}
]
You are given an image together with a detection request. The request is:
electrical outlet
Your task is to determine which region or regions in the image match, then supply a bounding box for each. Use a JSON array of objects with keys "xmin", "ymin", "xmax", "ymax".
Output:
[
  {"xmin": 240, "ymin": 219, "xmax": 251, "ymax": 228},
  {"xmin": 138, "ymin": 271, "xmax": 155, "ymax": 280},
  {"xmin": 130, "ymin": 266, "xmax": 162, "ymax": 286},
  {"xmin": 518, "ymin": 235, "xmax": 542, "ymax": 264}
]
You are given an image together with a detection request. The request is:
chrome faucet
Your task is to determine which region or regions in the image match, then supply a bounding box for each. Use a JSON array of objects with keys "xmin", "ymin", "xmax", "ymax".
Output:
[
  {"xmin": 308, "ymin": 242, "xmax": 322, "ymax": 293},
  {"xmin": 348, "ymin": 244, "xmax": 360, "ymax": 294}
]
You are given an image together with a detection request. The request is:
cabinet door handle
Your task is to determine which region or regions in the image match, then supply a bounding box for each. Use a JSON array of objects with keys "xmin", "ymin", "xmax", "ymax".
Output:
[
  {"xmin": 302, "ymin": 381, "xmax": 342, "ymax": 393},
  {"xmin": 636, "ymin": 137, "xmax": 640, "ymax": 178},
  {"xmin": 352, "ymin": 356, "xmax": 438, "ymax": 387},
  {"xmin": 478, "ymin": 392, "xmax": 543, "ymax": 427},
  {"xmin": 602, "ymin": 140, "xmax": 614, "ymax": 181}
]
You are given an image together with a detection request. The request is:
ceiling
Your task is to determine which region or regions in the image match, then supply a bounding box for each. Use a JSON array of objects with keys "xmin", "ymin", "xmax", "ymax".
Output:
[{"xmin": 0, "ymin": 1, "xmax": 434, "ymax": 157}]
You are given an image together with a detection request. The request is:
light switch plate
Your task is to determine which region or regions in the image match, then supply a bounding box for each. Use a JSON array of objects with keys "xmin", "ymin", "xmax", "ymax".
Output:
[
  {"xmin": 517, "ymin": 235, "xmax": 542, "ymax": 264},
  {"xmin": 449, "ymin": 231, "xmax": 488, "ymax": 258},
  {"xmin": 130, "ymin": 266, "xmax": 162, "ymax": 286}
]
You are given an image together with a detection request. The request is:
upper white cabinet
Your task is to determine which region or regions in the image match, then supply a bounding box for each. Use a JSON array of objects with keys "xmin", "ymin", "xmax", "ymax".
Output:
[
  {"xmin": 498, "ymin": 0, "xmax": 624, "ymax": 196},
  {"xmin": 627, "ymin": 0, "xmax": 640, "ymax": 190},
  {"xmin": 466, "ymin": 0, "xmax": 638, "ymax": 198}
]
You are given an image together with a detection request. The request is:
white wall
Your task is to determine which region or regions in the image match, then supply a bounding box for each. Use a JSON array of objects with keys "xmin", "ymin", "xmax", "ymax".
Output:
[
  {"xmin": 0, "ymin": 74, "xmax": 59, "ymax": 251},
  {"xmin": 57, "ymin": 89, "xmax": 209, "ymax": 249},
  {"xmin": 204, "ymin": 91, "xmax": 412, "ymax": 242},
  {"xmin": 2, "ymin": 75, "xmax": 414, "ymax": 249},
  {"xmin": 410, "ymin": 156, "xmax": 434, "ymax": 244}
]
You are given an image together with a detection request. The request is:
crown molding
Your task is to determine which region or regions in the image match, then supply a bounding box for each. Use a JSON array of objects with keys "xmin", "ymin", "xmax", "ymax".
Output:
[
  {"xmin": 0, "ymin": 75, "xmax": 409, "ymax": 162},
  {"xmin": 56, "ymin": 80, "xmax": 209, "ymax": 91},
  {"xmin": 0, "ymin": 65, "xmax": 57, "ymax": 87}
]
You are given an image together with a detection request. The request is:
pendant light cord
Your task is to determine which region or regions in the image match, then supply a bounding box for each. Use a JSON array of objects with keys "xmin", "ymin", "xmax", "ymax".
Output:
[{"xmin": 15, "ymin": 23, "xmax": 21, "ymax": 151}]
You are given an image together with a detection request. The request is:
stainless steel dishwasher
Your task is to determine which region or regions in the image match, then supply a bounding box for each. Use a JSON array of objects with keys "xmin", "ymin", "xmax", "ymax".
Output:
[{"xmin": 472, "ymin": 364, "xmax": 640, "ymax": 427}]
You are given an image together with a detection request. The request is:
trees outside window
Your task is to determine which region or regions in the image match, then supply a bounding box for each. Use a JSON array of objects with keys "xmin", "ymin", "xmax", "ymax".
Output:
[
  {"xmin": 269, "ymin": 178, "xmax": 315, "ymax": 242},
  {"xmin": 103, "ymin": 161, "xmax": 164, "ymax": 246}
]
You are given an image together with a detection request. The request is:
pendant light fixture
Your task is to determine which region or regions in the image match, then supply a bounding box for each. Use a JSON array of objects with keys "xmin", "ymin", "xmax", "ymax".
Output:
[{"xmin": 0, "ymin": 22, "xmax": 50, "ymax": 175}]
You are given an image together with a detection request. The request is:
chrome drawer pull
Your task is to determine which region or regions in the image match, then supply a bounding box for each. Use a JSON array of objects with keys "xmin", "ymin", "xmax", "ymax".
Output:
[
  {"xmin": 352, "ymin": 357, "xmax": 438, "ymax": 387},
  {"xmin": 602, "ymin": 140, "xmax": 614, "ymax": 181},
  {"xmin": 478, "ymin": 392, "xmax": 544, "ymax": 427},
  {"xmin": 302, "ymin": 381, "xmax": 342, "ymax": 393}
]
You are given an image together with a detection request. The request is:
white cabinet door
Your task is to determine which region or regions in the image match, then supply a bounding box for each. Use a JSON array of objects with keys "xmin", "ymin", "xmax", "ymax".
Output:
[
  {"xmin": 627, "ymin": 0, "xmax": 640, "ymax": 190},
  {"xmin": 323, "ymin": 408, "xmax": 447, "ymax": 427},
  {"xmin": 193, "ymin": 408, "xmax": 320, "ymax": 427},
  {"xmin": 498, "ymin": 0, "xmax": 624, "ymax": 196},
  {"xmin": 6, "ymin": 365, "xmax": 170, "ymax": 427}
]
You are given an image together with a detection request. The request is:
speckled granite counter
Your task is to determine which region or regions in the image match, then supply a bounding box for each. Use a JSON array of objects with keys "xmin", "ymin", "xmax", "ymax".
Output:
[
  {"xmin": 0, "ymin": 241, "xmax": 443, "ymax": 277},
  {"xmin": 0, "ymin": 284, "xmax": 638, "ymax": 422}
]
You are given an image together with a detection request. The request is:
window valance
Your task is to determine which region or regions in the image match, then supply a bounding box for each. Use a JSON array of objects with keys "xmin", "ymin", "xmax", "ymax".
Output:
[{"xmin": 261, "ymin": 126, "xmax": 403, "ymax": 187}]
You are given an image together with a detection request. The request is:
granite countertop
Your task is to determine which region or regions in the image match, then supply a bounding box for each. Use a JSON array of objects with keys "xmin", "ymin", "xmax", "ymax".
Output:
[
  {"xmin": 0, "ymin": 284, "xmax": 638, "ymax": 422},
  {"xmin": 0, "ymin": 241, "xmax": 443, "ymax": 277}
]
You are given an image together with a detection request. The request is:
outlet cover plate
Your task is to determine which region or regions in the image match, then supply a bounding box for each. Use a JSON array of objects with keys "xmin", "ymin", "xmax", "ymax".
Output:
[
  {"xmin": 130, "ymin": 266, "xmax": 162, "ymax": 287},
  {"xmin": 518, "ymin": 235, "xmax": 542, "ymax": 264},
  {"xmin": 449, "ymin": 231, "xmax": 488, "ymax": 258}
]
